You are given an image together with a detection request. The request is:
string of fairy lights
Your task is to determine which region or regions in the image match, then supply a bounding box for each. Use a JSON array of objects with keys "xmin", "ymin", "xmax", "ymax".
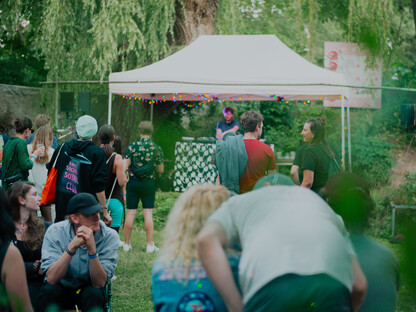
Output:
[
  {"xmin": 122, "ymin": 93, "xmax": 324, "ymax": 108},
  {"xmin": 123, "ymin": 92, "xmax": 346, "ymax": 162}
]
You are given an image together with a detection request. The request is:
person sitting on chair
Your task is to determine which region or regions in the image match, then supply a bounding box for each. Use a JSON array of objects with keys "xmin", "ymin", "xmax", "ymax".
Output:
[{"xmin": 39, "ymin": 193, "xmax": 119, "ymax": 312}]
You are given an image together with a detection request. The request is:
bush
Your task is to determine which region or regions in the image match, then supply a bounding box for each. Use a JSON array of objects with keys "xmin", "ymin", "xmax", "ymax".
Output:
[{"xmin": 351, "ymin": 136, "xmax": 395, "ymax": 187}]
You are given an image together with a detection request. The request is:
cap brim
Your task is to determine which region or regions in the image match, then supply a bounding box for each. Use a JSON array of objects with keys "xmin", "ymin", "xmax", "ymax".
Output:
[{"xmin": 77, "ymin": 204, "xmax": 103, "ymax": 215}]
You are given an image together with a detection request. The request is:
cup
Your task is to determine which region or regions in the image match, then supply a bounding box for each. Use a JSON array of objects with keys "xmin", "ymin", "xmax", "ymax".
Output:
[{"xmin": 37, "ymin": 144, "xmax": 45, "ymax": 157}]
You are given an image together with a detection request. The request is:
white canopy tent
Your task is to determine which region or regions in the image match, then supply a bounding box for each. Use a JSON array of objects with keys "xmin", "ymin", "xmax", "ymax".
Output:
[{"xmin": 109, "ymin": 35, "xmax": 351, "ymax": 165}]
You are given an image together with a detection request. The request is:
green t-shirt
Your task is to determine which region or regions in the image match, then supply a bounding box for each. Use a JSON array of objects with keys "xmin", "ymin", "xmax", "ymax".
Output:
[
  {"xmin": 300, "ymin": 143, "xmax": 330, "ymax": 192},
  {"xmin": 1, "ymin": 137, "xmax": 33, "ymax": 189}
]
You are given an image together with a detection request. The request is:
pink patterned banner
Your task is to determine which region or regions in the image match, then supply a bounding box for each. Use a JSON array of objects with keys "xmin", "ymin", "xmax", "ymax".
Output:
[{"xmin": 324, "ymin": 42, "xmax": 382, "ymax": 109}]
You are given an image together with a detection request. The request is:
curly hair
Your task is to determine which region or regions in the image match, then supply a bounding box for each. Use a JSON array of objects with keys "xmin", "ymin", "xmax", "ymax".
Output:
[
  {"xmin": 7, "ymin": 182, "xmax": 46, "ymax": 251},
  {"xmin": 138, "ymin": 121, "xmax": 153, "ymax": 135},
  {"xmin": 159, "ymin": 184, "xmax": 229, "ymax": 278},
  {"xmin": 240, "ymin": 110, "xmax": 263, "ymax": 133}
]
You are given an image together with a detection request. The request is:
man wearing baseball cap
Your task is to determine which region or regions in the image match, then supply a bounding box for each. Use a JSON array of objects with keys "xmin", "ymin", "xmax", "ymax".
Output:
[
  {"xmin": 39, "ymin": 193, "xmax": 119, "ymax": 311},
  {"xmin": 46, "ymin": 115, "xmax": 111, "ymax": 223}
]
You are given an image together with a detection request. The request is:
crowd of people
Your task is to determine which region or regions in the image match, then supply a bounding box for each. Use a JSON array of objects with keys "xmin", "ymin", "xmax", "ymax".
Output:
[{"xmin": 0, "ymin": 109, "xmax": 400, "ymax": 312}]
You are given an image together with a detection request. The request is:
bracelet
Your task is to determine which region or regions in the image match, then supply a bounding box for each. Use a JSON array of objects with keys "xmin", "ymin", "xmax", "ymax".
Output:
[
  {"xmin": 65, "ymin": 247, "xmax": 75, "ymax": 256},
  {"xmin": 30, "ymin": 154, "xmax": 36, "ymax": 160},
  {"xmin": 88, "ymin": 252, "xmax": 98, "ymax": 259}
]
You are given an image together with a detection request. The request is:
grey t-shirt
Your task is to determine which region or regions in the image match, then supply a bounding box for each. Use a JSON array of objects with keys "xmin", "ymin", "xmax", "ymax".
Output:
[{"xmin": 207, "ymin": 185, "xmax": 355, "ymax": 303}]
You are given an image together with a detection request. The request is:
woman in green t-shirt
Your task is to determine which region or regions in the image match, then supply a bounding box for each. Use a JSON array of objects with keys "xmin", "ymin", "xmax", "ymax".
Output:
[{"xmin": 2, "ymin": 118, "xmax": 44, "ymax": 190}]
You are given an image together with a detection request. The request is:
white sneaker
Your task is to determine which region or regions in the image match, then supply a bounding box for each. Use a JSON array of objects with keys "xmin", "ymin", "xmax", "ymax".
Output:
[
  {"xmin": 118, "ymin": 240, "xmax": 124, "ymax": 248},
  {"xmin": 123, "ymin": 243, "xmax": 132, "ymax": 252},
  {"xmin": 146, "ymin": 242, "xmax": 159, "ymax": 253}
]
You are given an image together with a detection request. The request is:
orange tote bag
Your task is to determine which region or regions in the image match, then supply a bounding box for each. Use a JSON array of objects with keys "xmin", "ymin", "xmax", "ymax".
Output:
[{"xmin": 41, "ymin": 144, "xmax": 64, "ymax": 205}]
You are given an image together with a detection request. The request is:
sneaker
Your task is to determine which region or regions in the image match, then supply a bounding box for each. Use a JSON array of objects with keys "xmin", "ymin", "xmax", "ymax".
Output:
[
  {"xmin": 146, "ymin": 242, "xmax": 159, "ymax": 253},
  {"xmin": 123, "ymin": 243, "xmax": 132, "ymax": 252},
  {"xmin": 118, "ymin": 240, "xmax": 124, "ymax": 248}
]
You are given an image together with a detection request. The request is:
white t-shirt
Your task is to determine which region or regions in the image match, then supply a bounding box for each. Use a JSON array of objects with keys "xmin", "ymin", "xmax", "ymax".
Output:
[
  {"xmin": 27, "ymin": 144, "xmax": 55, "ymax": 195},
  {"xmin": 207, "ymin": 185, "xmax": 355, "ymax": 303}
]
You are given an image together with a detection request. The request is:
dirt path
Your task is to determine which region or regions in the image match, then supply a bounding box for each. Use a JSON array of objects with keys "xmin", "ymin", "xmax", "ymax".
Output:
[{"xmin": 390, "ymin": 138, "xmax": 416, "ymax": 188}]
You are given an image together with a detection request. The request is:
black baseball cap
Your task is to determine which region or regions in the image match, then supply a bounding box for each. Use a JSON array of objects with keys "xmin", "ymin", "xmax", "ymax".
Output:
[{"xmin": 66, "ymin": 193, "xmax": 103, "ymax": 215}]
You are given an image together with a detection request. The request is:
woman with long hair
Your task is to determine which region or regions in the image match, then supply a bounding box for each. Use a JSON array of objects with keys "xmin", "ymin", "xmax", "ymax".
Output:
[
  {"xmin": 27, "ymin": 126, "xmax": 55, "ymax": 222},
  {"xmin": 152, "ymin": 184, "xmax": 240, "ymax": 312},
  {"xmin": 0, "ymin": 187, "xmax": 33, "ymax": 311},
  {"xmin": 300, "ymin": 117, "xmax": 336, "ymax": 193},
  {"xmin": 1, "ymin": 118, "xmax": 44, "ymax": 191},
  {"xmin": 98, "ymin": 125, "xmax": 127, "ymax": 233},
  {"xmin": 7, "ymin": 181, "xmax": 48, "ymax": 312}
]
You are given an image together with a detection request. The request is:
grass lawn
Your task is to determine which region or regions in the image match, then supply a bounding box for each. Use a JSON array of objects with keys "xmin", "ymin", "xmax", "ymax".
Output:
[{"xmin": 111, "ymin": 192, "xmax": 416, "ymax": 311}]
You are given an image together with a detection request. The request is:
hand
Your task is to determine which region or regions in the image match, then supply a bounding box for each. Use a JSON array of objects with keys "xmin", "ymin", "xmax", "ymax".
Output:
[
  {"xmin": 76, "ymin": 226, "xmax": 96, "ymax": 253},
  {"xmin": 32, "ymin": 146, "xmax": 46, "ymax": 157},
  {"xmin": 34, "ymin": 260, "xmax": 44, "ymax": 275},
  {"xmin": 69, "ymin": 233, "xmax": 86, "ymax": 251},
  {"xmin": 103, "ymin": 211, "xmax": 112, "ymax": 226}
]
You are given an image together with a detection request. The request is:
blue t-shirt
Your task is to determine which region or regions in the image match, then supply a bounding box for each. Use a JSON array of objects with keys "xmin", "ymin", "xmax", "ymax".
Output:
[
  {"xmin": 216, "ymin": 120, "xmax": 240, "ymax": 133},
  {"xmin": 152, "ymin": 254, "xmax": 240, "ymax": 312}
]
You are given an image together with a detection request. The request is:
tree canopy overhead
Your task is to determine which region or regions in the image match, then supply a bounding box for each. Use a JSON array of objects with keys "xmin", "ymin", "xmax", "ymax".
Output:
[{"xmin": 0, "ymin": 0, "xmax": 415, "ymax": 87}]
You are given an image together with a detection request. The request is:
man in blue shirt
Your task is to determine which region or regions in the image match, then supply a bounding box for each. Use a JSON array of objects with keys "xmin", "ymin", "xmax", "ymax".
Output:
[
  {"xmin": 216, "ymin": 107, "xmax": 240, "ymax": 140},
  {"xmin": 40, "ymin": 193, "xmax": 118, "ymax": 312}
]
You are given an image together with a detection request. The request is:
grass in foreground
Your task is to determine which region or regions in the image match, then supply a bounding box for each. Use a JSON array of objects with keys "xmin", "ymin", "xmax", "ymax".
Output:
[{"xmin": 111, "ymin": 192, "xmax": 416, "ymax": 311}]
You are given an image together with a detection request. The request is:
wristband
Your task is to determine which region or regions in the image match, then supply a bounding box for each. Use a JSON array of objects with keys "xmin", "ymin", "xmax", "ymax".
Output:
[
  {"xmin": 66, "ymin": 247, "xmax": 75, "ymax": 256},
  {"xmin": 88, "ymin": 252, "xmax": 98, "ymax": 259},
  {"xmin": 30, "ymin": 154, "xmax": 36, "ymax": 160}
]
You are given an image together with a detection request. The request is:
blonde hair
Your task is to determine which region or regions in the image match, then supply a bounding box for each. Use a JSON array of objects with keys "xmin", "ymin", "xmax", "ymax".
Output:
[
  {"xmin": 160, "ymin": 184, "xmax": 229, "ymax": 272},
  {"xmin": 31, "ymin": 126, "xmax": 53, "ymax": 163}
]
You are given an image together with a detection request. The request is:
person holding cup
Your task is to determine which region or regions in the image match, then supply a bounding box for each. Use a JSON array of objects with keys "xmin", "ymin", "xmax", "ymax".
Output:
[
  {"xmin": 28, "ymin": 126, "xmax": 55, "ymax": 222},
  {"xmin": 2, "ymin": 117, "xmax": 45, "ymax": 191}
]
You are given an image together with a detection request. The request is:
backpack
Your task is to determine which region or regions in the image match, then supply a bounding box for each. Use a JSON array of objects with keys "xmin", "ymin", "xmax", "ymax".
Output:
[
  {"xmin": 328, "ymin": 157, "xmax": 342, "ymax": 178},
  {"xmin": 315, "ymin": 144, "xmax": 342, "ymax": 178}
]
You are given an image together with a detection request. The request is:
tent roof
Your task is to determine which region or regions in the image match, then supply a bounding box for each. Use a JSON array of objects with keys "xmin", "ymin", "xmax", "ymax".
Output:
[{"xmin": 109, "ymin": 35, "xmax": 348, "ymax": 101}]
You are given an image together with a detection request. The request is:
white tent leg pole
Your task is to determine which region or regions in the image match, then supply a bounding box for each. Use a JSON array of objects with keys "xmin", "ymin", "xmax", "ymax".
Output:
[
  {"xmin": 150, "ymin": 102, "xmax": 154, "ymax": 123},
  {"xmin": 341, "ymin": 97, "xmax": 345, "ymax": 166},
  {"xmin": 108, "ymin": 92, "xmax": 112, "ymax": 125},
  {"xmin": 347, "ymin": 97, "xmax": 352, "ymax": 172}
]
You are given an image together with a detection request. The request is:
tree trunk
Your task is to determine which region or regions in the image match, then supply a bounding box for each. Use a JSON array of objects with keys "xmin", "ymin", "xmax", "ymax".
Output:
[
  {"xmin": 174, "ymin": 0, "xmax": 219, "ymax": 45},
  {"xmin": 412, "ymin": 0, "xmax": 416, "ymax": 36}
]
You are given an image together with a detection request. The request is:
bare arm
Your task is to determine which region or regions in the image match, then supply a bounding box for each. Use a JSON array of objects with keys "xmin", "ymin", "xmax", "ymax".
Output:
[
  {"xmin": 114, "ymin": 154, "xmax": 127, "ymax": 187},
  {"xmin": 96, "ymin": 191, "xmax": 112, "ymax": 225},
  {"xmin": 301, "ymin": 169, "xmax": 314, "ymax": 189},
  {"xmin": 124, "ymin": 158, "xmax": 131, "ymax": 172},
  {"xmin": 2, "ymin": 245, "xmax": 33, "ymax": 312},
  {"xmin": 216, "ymin": 128, "xmax": 224, "ymax": 140},
  {"xmin": 197, "ymin": 222, "xmax": 243, "ymax": 312},
  {"xmin": 351, "ymin": 256, "xmax": 367, "ymax": 312},
  {"xmin": 156, "ymin": 164, "xmax": 164, "ymax": 174},
  {"xmin": 290, "ymin": 165, "xmax": 300, "ymax": 185}
]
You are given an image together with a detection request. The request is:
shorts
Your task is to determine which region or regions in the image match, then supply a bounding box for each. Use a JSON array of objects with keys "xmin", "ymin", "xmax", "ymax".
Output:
[
  {"xmin": 244, "ymin": 273, "xmax": 352, "ymax": 312},
  {"xmin": 126, "ymin": 177, "xmax": 156, "ymax": 209},
  {"xmin": 108, "ymin": 198, "xmax": 124, "ymax": 228}
]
